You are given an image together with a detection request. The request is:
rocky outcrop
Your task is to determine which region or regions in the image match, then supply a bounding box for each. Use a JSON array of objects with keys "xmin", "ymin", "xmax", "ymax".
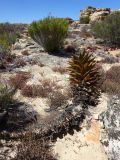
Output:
[
  {"xmin": 80, "ymin": 7, "xmax": 111, "ymax": 23},
  {"xmin": 69, "ymin": 23, "xmax": 92, "ymax": 38},
  {"xmin": 100, "ymin": 96, "xmax": 120, "ymax": 160}
]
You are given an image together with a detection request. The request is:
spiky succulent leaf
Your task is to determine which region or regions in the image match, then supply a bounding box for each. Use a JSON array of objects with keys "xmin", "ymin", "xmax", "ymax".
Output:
[{"xmin": 68, "ymin": 50, "xmax": 101, "ymax": 106}]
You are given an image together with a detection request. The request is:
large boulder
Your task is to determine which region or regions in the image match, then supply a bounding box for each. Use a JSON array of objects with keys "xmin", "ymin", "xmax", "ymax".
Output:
[
  {"xmin": 99, "ymin": 96, "xmax": 120, "ymax": 160},
  {"xmin": 90, "ymin": 10, "xmax": 110, "ymax": 22},
  {"xmin": 80, "ymin": 7, "xmax": 111, "ymax": 23}
]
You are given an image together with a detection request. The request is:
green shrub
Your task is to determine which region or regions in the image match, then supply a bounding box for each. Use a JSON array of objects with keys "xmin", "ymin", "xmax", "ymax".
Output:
[
  {"xmin": 86, "ymin": 6, "xmax": 95, "ymax": 9},
  {"xmin": 28, "ymin": 16, "xmax": 68, "ymax": 52},
  {"xmin": 0, "ymin": 23, "xmax": 23, "ymax": 69},
  {"xmin": 68, "ymin": 49, "xmax": 102, "ymax": 106},
  {"xmin": 80, "ymin": 16, "xmax": 90, "ymax": 24},
  {"xmin": 0, "ymin": 23, "xmax": 27, "ymax": 50},
  {"xmin": 92, "ymin": 11, "xmax": 120, "ymax": 45},
  {"xmin": 0, "ymin": 23, "xmax": 21, "ymax": 49},
  {"xmin": 0, "ymin": 32, "xmax": 16, "ymax": 49},
  {"xmin": 0, "ymin": 83, "xmax": 14, "ymax": 112}
]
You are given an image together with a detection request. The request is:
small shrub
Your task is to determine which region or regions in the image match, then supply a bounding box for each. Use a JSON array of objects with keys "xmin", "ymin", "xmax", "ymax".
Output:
[
  {"xmin": 80, "ymin": 16, "xmax": 90, "ymax": 24},
  {"xmin": 92, "ymin": 11, "xmax": 120, "ymax": 46},
  {"xmin": 28, "ymin": 16, "xmax": 68, "ymax": 53},
  {"xmin": 68, "ymin": 49, "xmax": 102, "ymax": 106},
  {"xmin": 14, "ymin": 132, "xmax": 56, "ymax": 160},
  {"xmin": 65, "ymin": 17, "xmax": 74, "ymax": 24},
  {"xmin": 105, "ymin": 66, "xmax": 120, "ymax": 83},
  {"xmin": 0, "ymin": 45, "xmax": 15, "ymax": 69},
  {"xmin": 0, "ymin": 23, "xmax": 23, "ymax": 49},
  {"xmin": 21, "ymin": 79, "xmax": 62, "ymax": 98},
  {"xmin": 14, "ymin": 58, "xmax": 27, "ymax": 67},
  {"xmin": 48, "ymin": 90, "xmax": 69, "ymax": 110},
  {"xmin": 9, "ymin": 72, "xmax": 31, "ymax": 90},
  {"xmin": 64, "ymin": 44, "xmax": 76, "ymax": 53},
  {"xmin": 101, "ymin": 66, "xmax": 120, "ymax": 96},
  {"xmin": 87, "ymin": 6, "xmax": 95, "ymax": 9},
  {"xmin": 21, "ymin": 50, "xmax": 29, "ymax": 55},
  {"xmin": 100, "ymin": 56, "xmax": 119, "ymax": 64},
  {"xmin": 21, "ymin": 84, "xmax": 45, "ymax": 97},
  {"xmin": 52, "ymin": 66, "xmax": 66, "ymax": 74},
  {"xmin": 0, "ymin": 83, "xmax": 14, "ymax": 112},
  {"xmin": 101, "ymin": 79, "xmax": 120, "ymax": 95},
  {"xmin": 29, "ymin": 60, "xmax": 45, "ymax": 67}
]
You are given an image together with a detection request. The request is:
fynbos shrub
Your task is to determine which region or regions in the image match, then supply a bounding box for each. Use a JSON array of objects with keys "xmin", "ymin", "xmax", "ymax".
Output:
[
  {"xmin": 92, "ymin": 11, "xmax": 120, "ymax": 46},
  {"xmin": 68, "ymin": 49, "xmax": 102, "ymax": 106},
  {"xmin": 15, "ymin": 132, "xmax": 56, "ymax": 160},
  {"xmin": 80, "ymin": 16, "xmax": 90, "ymax": 24},
  {"xmin": 28, "ymin": 16, "xmax": 68, "ymax": 52},
  {"xmin": 0, "ymin": 23, "xmax": 20, "ymax": 49},
  {"xmin": 101, "ymin": 66, "xmax": 120, "ymax": 96},
  {"xmin": 0, "ymin": 83, "xmax": 14, "ymax": 112}
]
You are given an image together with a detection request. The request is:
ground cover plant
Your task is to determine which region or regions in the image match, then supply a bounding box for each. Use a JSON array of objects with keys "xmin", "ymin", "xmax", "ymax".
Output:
[
  {"xmin": 14, "ymin": 132, "xmax": 57, "ymax": 160},
  {"xmin": 21, "ymin": 79, "xmax": 62, "ymax": 98},
  {"xmin": 0, "ymin": 23, "xmax": 26, "ymax": 49},
  {"xmin": 9, "ymin": 72, "xmax": 31, "ymax": 90},
  {"xmin": 101, "ymin": 66, "xmax": 120, "ymax": 96},
  {"xmin": 0, "ymin": 23, "xmax": 27, "ymax": 69},
  {"xmin": 80, "ymin": 16, "xmax": 90, "ymax": 24},
  {"xmin": 52, "ymin": 66, "xmax": 66, "ymax": 74}
]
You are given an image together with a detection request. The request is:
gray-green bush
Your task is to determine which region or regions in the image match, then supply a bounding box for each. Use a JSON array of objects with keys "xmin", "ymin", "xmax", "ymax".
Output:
[
  {"xmin": 92, "ymin": 11, "xmax": 120, "ymax": 45},
  {"xmin": 80, "ymin": 16, "xmax": 90, "ymax": 24},
  {"xmin": 28, "ymin": 16, "xmax": 68, "ymax": 52},
  {"xmin": 0, "ymin": 83, "xmax": 14, "ymax": 112}
]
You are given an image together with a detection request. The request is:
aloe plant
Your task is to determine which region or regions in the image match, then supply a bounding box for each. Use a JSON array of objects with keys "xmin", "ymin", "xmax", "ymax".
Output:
[{"xmin": 68, "ymin": 49, "xmax": 101, "ymax": 106}]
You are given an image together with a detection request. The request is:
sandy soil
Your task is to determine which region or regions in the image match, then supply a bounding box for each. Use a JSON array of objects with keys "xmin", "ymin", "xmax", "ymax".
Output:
[{"xmin": 53, "ymin": 94, "xmax": 108, "ymax": 160}]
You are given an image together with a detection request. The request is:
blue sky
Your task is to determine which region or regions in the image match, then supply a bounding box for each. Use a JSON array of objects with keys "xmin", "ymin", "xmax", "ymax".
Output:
[{"xmin": 0, "ymin": 0, "xmax": 120, "ymax": 23}]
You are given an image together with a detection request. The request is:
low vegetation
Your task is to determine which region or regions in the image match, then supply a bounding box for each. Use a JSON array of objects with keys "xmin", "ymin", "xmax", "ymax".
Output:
[
  {"xmin": 0, "ymin": 23, "xmax": 26, "ymax": 49},
  {"xmin": 28, "ymin": 16, "xmax": 68, "ymax": 53},
  {"xmin": 101, "ymin": 66, "xmax": 120, "ymax": 96},
  {"xmin": 52, "ymin": 66, "xmax": 66, "ymax": 74},
  {"xmin": 14, "ymin": 132, "xmax": 56, "ymax": 160},
  {"xmin": 80, "ymin": 16, "xmax": 90, "ymax": 24},
  {"xmin": 0, "ymin": 23, "xmax": 27, "ymax": 69},
  {"xmin": 9, "ymin": 72, "xmax": 31, "ymax": 90},
  {"xmin": 92, "ymin": 11, "xmax": 120, "ymax": 46},
  {"xmin": 0, "ymin": 83, "xmax": 14, "ymax": 112},
  {"xmin": 21, "ymin": 79, "xmax": 62, "ymax": 98},
  {"xmin": 48, "ymin": 90, "xmax": 70, "ymax": 110}
]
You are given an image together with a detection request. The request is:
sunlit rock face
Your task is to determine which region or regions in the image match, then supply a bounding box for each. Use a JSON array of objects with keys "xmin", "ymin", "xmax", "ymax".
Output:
[
  {"xmin": 80, "ymin": 7, "xmax": 111, "ymax": 23},
  {"xmin": 100, "ymin": 96, "xmax": 120, "ymax": 160}
]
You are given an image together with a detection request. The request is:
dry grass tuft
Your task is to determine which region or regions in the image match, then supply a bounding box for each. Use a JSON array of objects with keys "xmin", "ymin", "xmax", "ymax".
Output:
[
  {"xmin": 52, "ymin": 66, "xmax": 66, "ymax": 74},
  {"xmin": 14, "ymin": 132, "xmax": 56, "ymax": 160},
  {"xmin": 29, "ymin": 60, "xmax": 45, "ymax": 67},
  {"xmin": 9, "ymin": 72, "xmax": 31, "ymax": 90},
  {"xmin": 21, "ymin": 79, "xmax": 62, "ymax": 98},
  {"xmin": 14, "ymin": 58, "xmax": 27, "ymax": 67},
  {"xmin": 21, "ymin": 50, "xmax": 29, "ymax": 56},
  {"xmin": 101, "ymin": 66, "xmax": 120, "ymax": 96},
  {"xmin": 48, "ymin": 90, "xmax": 70, "ymax": 110}
]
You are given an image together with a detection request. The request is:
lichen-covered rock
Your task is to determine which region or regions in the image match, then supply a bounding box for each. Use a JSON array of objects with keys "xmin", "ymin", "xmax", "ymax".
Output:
[
  {"xmin": 69, "ymin": 24, "xmax": 91, "ymax": 38},
  {"xmin": 99, "ymin": 96, "xmax": 120, "ymax": 160}
]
